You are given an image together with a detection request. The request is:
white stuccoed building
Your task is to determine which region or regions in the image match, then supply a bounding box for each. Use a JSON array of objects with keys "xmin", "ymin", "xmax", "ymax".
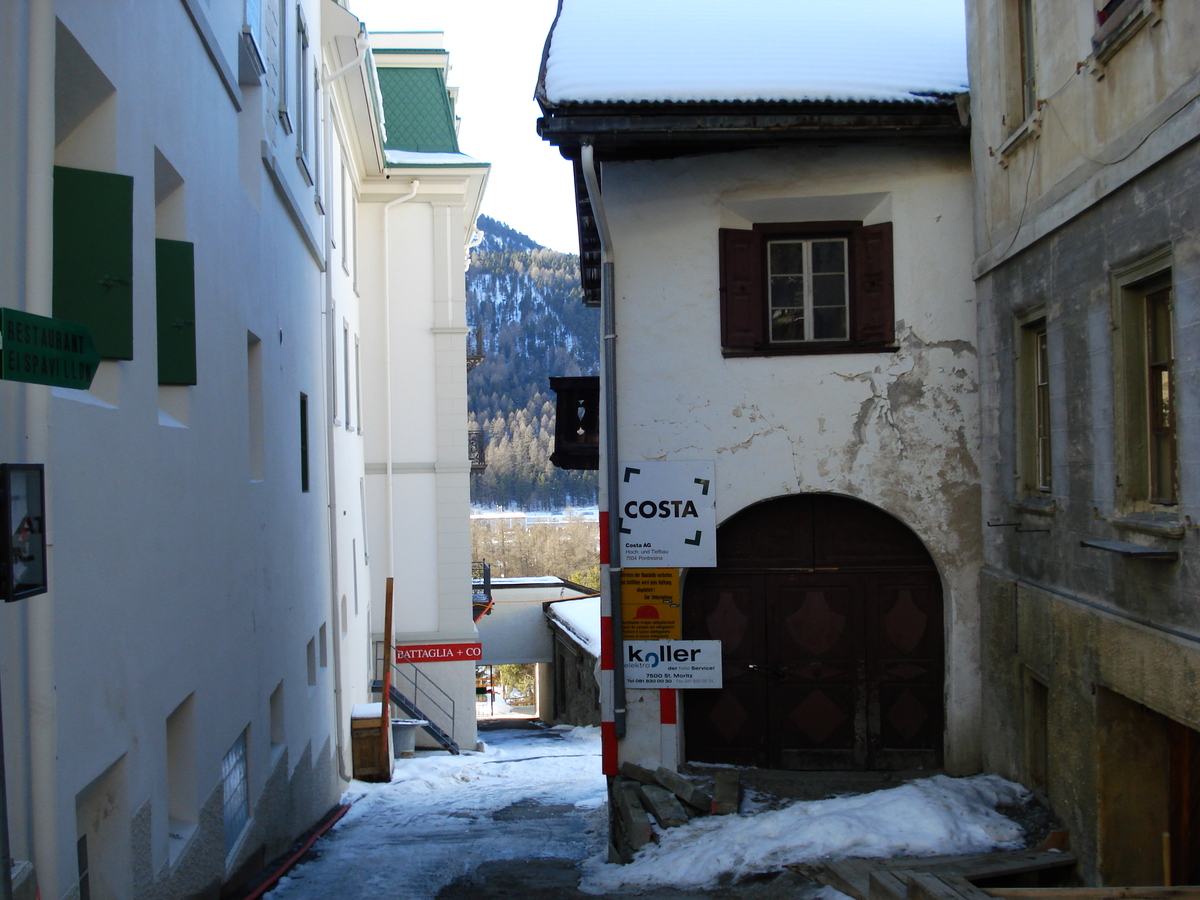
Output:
[
  {"xmin": 0, "ymin": 1, "xmax": 485, "ymax": 898},
  {"xmin": 536, "ymin": 0, "xmax": 982, "ymax": 786}
]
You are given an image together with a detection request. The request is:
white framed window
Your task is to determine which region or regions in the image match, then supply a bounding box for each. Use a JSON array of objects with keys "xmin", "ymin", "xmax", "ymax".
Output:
[
  {"xmin": 354, "ymin": 335, "xmax": 362, "ymax": 434},
  {"xmin": 295, "ymin": 5, "xmax": 313, "ymax": 184},
  {"xmin": 343, "ymin": 321, "xmax": 351, "ymax": 431},
  {"xmin": 276, "ymin": 0, "xmax": 290, "ymax": 132},
  {"xmin": 221, "ymin": 730, "xmax": 250, "ymax": 854},
  {"xmin": 767, "ymin": 237, "xmax": 850, "ymax": 343}
]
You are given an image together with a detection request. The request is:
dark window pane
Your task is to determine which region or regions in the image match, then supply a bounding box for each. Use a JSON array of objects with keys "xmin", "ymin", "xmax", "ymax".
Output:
[
  {"xmin": 811, "ymin": 240, "xmax": 846, "ymax": 274},
  {"xmin": 769, "ymin": 241, "xmax": 804, "ymax": 276},
  {"xmin": 770, "ymin": 308, "xmax": 805, "ymax": 342},
  {"xmin": 813, "ymin": 306, "xmax": 847, "ymax": 340},
  {"xmin": 812, "ymin": 272, "xmax": 846, "ymax": 309},
  {"xmin": 770, "ymin": 275, "xmax": 804, "ymax": 309}
]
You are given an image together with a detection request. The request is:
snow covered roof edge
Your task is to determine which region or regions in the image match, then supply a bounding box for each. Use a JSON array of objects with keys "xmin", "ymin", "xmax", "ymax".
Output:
[{"xmin": 538, "ymin": 0, "xmax": 969, "ymax": 109}]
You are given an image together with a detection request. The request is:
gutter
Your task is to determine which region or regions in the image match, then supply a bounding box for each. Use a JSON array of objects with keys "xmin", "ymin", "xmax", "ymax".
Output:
[
  {"xmin": 25, "ymin": 1, "xmax": 57, "ymax": 897},
  {"xmin": 579, "ymin": 144, "xmax": 625, "ymax": 741}
]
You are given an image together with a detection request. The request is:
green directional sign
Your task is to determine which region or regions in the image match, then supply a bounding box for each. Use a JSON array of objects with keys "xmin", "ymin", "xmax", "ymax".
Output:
[{"xmin": 0, "ymin": 307, "xmax": 99, "ymax": 390}]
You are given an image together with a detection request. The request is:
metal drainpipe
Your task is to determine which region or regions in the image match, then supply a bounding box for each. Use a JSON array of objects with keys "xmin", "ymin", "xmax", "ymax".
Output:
[
  {"xmin": 579, "ymin": 144, "xmax": 625, "ymax": 739},
  {"xmin": 382, "ymin": 181, "xmax": 419, "ymax": 584},
  {"xmin": 25, "ymin": 0, "xmax": 57, "ymax": 897}
]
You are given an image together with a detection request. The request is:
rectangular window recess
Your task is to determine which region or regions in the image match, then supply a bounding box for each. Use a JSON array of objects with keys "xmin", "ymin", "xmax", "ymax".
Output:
[
  {"xmin": 296, "ymin": 148, "xmax": 313, "ymax": 187},
  {"xmin": 238, "ymin": 28, "xmax": 265, "ymax": 85},
  {"xmin": 1080, "ymin": 539, "xmax": 1178, "ymax": 560},
  {"xmin": 1092, "ymin": 0, "xmax": 1162, "ymax": 69},
  {"xmin": 998, "ymin": 111, "xmax": 1042, "ymax": 165}
]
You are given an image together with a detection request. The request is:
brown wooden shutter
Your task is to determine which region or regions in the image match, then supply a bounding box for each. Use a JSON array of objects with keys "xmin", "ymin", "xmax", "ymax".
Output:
[
  {"xmin": 719, "ymin": 228, "xmax": 763, "ymax": 350},
  {"xmin": 852, "ymin": 222, "xmax": 894, "ymax": 346}
]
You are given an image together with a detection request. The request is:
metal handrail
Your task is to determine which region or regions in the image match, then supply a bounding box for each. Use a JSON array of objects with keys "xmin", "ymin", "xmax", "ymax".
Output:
[{"xmin": 373, "ymin": 641, "xmax": 456, "ymax": 734}]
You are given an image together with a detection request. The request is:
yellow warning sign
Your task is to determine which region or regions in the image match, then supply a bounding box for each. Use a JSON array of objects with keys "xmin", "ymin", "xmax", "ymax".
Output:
[{"xmin": 621, "ymin": 568, "xmax": 681, "ymax": 641}]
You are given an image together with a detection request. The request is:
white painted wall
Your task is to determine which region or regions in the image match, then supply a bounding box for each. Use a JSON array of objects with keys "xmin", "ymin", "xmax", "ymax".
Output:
[
  {"xmin": 0, "ymin": 2, "xmax": 490, "ymax": 897},
  {"xmin": 600, "ymin": 143, "xmax": 982, "ymax": 774},
  {"xmin": 356, "ymin": 170, "xmax": 486, "ymax": 751},
  {"xmin": 0, "ymin": 0, "xmax": 347, "ymax": 897}
]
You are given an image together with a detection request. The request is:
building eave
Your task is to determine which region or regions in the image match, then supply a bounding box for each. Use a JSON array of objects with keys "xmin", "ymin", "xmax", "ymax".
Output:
[{"xmin": 537, "ymin": 98, "xmax": 969, "ymax": 162}]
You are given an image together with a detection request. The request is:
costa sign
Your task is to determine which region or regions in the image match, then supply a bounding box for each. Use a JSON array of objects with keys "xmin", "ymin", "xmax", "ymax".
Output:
[
  {"xmin": 618, "ymin": 461, "xmax": 716, "ymax": 567},
  {"xmin": 395, "ymin": 642, "xmax": 482, "ymax": 663}
]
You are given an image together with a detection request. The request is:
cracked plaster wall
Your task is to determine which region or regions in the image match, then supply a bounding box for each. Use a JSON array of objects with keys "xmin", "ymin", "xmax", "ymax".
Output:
[{"xmin": 603, "ymin": 144, "xmax": 982, "ymax": 773}]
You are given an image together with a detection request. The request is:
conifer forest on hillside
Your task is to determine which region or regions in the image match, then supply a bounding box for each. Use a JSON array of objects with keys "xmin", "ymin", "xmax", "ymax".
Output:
[{"xmin": 467, "ymin": 216, "xmax": 599, "ymax": 510}]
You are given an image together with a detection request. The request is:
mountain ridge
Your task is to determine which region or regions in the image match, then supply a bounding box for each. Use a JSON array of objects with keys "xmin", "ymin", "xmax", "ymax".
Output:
[{"xmin": 467, "ymin": 215, "xmax": 599, "ymax": 510}]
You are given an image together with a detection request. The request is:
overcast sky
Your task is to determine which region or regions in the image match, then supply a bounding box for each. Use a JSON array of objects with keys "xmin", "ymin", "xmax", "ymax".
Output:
[{"xmin": 346, "ymin": 0, "xmax": 579, "ymax": 254}]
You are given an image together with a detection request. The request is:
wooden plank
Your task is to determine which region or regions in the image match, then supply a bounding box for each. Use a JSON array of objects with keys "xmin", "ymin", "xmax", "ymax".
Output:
[
  {"xmin": 906, "ymin": 873, "xmax": 994, "ymax": 900},
  {"xmin": 822, "ymin": 860, "xmax": 881, "ymax": 900},
  {"xmin": 870, "ymin": 868, "xmax": 909, "ymax": 900},
  {"xmin": 883, "ymin": 849, "xmax": 1077, "ymax": 879},
  {"xmin": 983, "ymin": 889, "xmax": 1200, "ymax": 900}
]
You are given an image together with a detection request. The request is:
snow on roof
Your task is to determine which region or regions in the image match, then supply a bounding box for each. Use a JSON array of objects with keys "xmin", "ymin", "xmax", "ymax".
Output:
[
  {"xmin": 546, "ymin": 595, "xmax": 601, "ymax": 656},
  {"xmin": 542, "ymin": 0, "xmax": 968, "ymax": 106},
  {"xmin": 383, "ymin": 150, "xmax": 485, "ymax": 167}
]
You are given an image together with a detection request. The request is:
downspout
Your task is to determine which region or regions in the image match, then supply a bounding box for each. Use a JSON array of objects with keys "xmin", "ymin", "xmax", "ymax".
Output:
[
  {"xmin": 382, "ymin": 180, "xmax": 419, "ymax": 584},
  {"xmin": 579, "ymin": 144, "xmax": 625, "ymax": 739},
  {"xmin": 25, "ymin": 0, "xmax": 58, "ymax": 897},
  {"xmin": 321, "ymin": 26, "xmax": 368, "ymax": 88}
]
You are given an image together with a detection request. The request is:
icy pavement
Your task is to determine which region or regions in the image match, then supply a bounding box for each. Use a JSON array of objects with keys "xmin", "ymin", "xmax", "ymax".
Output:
[
  {"xmin": 265, "ymin": 723, "xmax": 1032, "ymax": 900},
  {"xmin": 265, "ymin": 723, "xmax": 607, "ymax": 900}
]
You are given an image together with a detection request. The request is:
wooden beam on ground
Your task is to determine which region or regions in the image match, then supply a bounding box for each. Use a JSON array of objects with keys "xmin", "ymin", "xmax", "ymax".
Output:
[
  {"xmin": 906, "ymin": 873, "xmax": 995, "ymax": 900},
  {"xmin": 870, "ymin": 868, "xmax": 910, "ymax": 900},
  {"xmin": 983, "ymin": 889, "xmax": 1200, "ymax": 900},
  {"xmin": 883, "ymin": 849, "xmax": 1078, "ymax": 879}
]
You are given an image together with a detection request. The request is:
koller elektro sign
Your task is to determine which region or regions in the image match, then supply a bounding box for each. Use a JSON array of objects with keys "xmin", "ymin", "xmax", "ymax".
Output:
[
  {"xmin": 624, "ymin": 640, "xmax": 723, "ymax": 688},
  {"xmin": 618, "ymin": 461, "xmax": 716, "ymax": 567}
]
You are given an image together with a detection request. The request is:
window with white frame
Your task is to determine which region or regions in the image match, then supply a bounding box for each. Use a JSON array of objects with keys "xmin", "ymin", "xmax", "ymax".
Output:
[
  {"xmin": 295, "ymin": 5, "xmax": 312, "ymax": 184},
  {"xmin": 719, "ymin": 220, "xmax": 894, "ymax": 355},
  {"xmin": 276, "ymin": 0, "xmax": 290, "ymax": 132},
  {"xmin": 221, "ymin": 730, "xmax": 249, "ymax": 854}
]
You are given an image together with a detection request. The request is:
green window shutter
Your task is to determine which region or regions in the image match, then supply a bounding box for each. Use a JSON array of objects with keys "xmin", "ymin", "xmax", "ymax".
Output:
[
  {"xmin": 155, "ymin": 239, "xmax": 197, "ymax": 385},
  {"xmin": 52, "ymin": 166, "xmax": 134, "ymax": 360}
]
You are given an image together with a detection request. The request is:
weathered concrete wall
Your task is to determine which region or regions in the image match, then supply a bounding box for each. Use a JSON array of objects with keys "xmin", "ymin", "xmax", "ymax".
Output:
[
  {"xmin": 544, "ymin": 631, "xmax": 601, "ymax": 728},
  {"xmin": 602, "ymin": 143, "xmax": 981, "ymax": 774},
  {"xmin": 982, "ymin": 574, "xmax": 1200, "ymax": 883},
  {"xmin": 975, "ymin": 118, "xmax": 1200, "ymax": 887}
]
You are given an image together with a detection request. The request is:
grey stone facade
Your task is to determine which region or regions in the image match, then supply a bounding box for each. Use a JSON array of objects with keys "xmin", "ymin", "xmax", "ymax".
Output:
[{"xmin": 970, "ymin": 0, "xmax": 1200, "ymax": 883}]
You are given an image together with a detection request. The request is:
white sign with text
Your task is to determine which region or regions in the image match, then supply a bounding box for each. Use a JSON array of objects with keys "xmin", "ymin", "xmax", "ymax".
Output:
[
  {"xmin": 623, "ymin": 640, "xmax": 723, "ymax": 688},
  {"xmin": 618, "ymin": 461, "xmax": 716, "ymax": 567}
]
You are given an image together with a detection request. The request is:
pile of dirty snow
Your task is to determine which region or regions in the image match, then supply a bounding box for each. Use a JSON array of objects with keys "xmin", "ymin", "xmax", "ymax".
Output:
[{"xmin": 579, "ymin": 774, "xmax": 1029, "ymax": 894}]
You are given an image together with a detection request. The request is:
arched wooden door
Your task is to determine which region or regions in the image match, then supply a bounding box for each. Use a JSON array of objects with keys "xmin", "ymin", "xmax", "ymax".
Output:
[{"xmin": 682, "ymin": 494, "xmax": 943, "ymax": 770}]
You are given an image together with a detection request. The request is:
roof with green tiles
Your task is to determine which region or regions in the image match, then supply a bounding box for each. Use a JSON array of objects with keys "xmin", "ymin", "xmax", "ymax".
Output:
[{"xmin": 376, "ymin": 66, "xmax": 459, "ymax": 154}]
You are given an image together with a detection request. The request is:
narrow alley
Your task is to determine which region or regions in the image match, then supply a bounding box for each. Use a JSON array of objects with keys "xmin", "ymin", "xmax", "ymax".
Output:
[{"xmin": 259, "ymin": 719, "xmax": 1051, "ymax": 900}]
